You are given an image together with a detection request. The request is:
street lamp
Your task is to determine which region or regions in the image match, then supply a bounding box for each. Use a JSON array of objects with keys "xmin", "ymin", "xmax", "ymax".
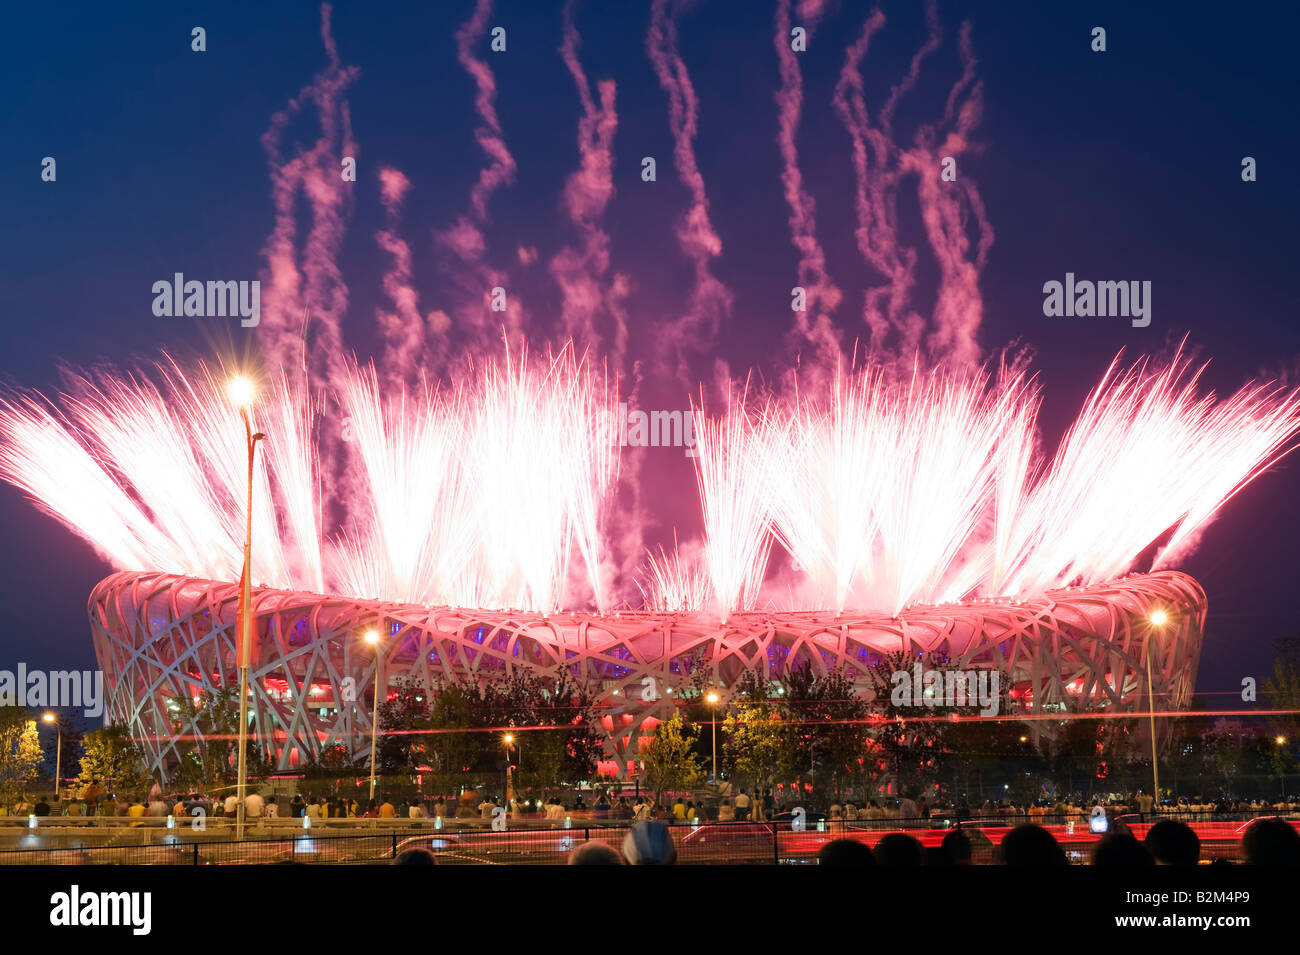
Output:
[
  {"xmin": 230, "ymin": 375, "xmax": 265, "ymax": 842},
  {"xmin": 706, "ymin": 691, "xmax": 720, "ymax": 784},
  {"xmin": 1146, "ymin": 608, "xmax": 1169, "ymax": 804},
  {"xmin": 365, "ymin": 629, "xmax": 382, "ymax": 801},
  {"xmin": 42, "ymin": 713, "xmax": 61, "ymax": 799},
  {"xmin": 503, "ymin": 733, "xmax": 517, "ymax": 812}
]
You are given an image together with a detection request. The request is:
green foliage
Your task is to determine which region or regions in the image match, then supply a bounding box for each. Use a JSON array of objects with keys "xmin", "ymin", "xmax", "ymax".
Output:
[
  {"xmin": 77, "ymin": 723, "xmax": 151, "ymax": 797},
  {"xmin": 722, "ymin": 669, "xmax": 795, "ymax": 790},
  {"xmin": 167, "ymin": 687, "xmax": 270, "ymax": 788},
  {"xmin": 641, "ymin": 712, "xmax": 704, "ymax": 806},
  {"xmin": 0, "ymin": 708, "xmax": 42, "ymax": 809}
]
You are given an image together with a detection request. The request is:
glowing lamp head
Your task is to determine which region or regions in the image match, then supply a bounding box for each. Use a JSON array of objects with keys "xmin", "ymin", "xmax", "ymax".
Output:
[
  {"xmin": 503, "ymin": 734, "xmax": 514, "ymax": 745},
  {"xmin": 227, "ymin": 376, "xmax": 255, "ymax": 409},
  {"xmin": 363, "ymin": 629, "xmax": 380, "ymax": 646},
  {"xmin": 1278, "ymin": 736, "xmax": 1288, "ymax": 746},
  {"xmin": 1149, "ymin": 609, "xmax": 1169, "ymax": 627},
  {"xmin": 42, "ymin": 713, "xmax": 55, "ymax": 724},
  {"xmin": 706, "ymin": 691, "xmax": 720, "ymax": 705}
]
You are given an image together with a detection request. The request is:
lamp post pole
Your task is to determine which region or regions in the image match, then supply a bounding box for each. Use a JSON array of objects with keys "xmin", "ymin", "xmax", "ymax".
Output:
[
  {"xmin": 1146, "ymin": 609, "xmax": 1168, "ymax": 805},
  {"xmin": 42, "ymin": 714, "xmax": 61, "ymax": 799},
  {"xmin": 706, "ymin": 691, "xmax": 720, "ymax": 783},
  {"xmin": 232, "ymin": 380, "xmax": 263, "ymax": 841},
  {"xmin": 365, "ymin": 630, "xmax": 382, "ymax": 802}
]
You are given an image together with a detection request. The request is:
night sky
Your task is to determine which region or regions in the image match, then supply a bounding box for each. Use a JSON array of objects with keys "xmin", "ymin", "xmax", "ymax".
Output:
[{"xmin": 2, "ymin": 0, "xmax": 1298, "ymax": 713}]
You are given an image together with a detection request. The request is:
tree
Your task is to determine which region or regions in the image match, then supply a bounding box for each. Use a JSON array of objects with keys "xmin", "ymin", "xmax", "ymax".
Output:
[
  {"xmin": 77, "ymin": 723, "xmax": 151, "ymax": 798},
  {"xmin": 168, "ymin": 687, "xmax": 270, "ymax": 789},
  {"xmin": 641, "ymin": 712, "xmax": 704, "ymax": 807},
  {"xmin": 426, "ymin": 678, "xmax": 477, "ymax": 792},
  {"xmin": 722, "ymin": 669, "xmax": 796, "ymax": 796},
  {"xmin": 0, "ymin": 708, "xmax": 42, "ymax": 810},
  {"xmin": 782, "ymin": 664, "xmax": 872, "ymax": 799},
  {"xmin": 377, "ymin": 677, "xmax": 432, "ymax": 775}
]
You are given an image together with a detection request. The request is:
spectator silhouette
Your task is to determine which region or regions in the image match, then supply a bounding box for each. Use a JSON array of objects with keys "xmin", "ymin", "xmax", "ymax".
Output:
[
  {"xmin": 1242, "ymin": 817, "xmax": 1300, "ymax": 865},
  {"xmin": 937, "ymin": 828, "xmax": 973, "ymax": 865},
  {"xmin": 1144, "ymin": 820, "xmax": 1200, "ymax": 865},
  {"xmin": 393, "ymin": 847, "xmax": 437, "ymax": 865},
  {"xmin": 1092, "ymin": 833, "xmax": 1154, "ymax": 865},
  {"xmin": 817, "ymin": 838, "xmax": 875, "ymax": 866},
  {"xmin": 1001, "ymin": 824, "xmax": 1067, "ymax": 865},
  {"xmin": 873, "ymin": 833, "xmax": 924, "ymax": 866},
  {"xmin": 570, "ymin": 841, "xmax": 624, "ymax": 865}
]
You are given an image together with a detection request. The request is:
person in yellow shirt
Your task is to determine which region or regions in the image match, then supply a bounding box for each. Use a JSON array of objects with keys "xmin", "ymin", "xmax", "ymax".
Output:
[{"xmin": 379, "ymin": 795, "xmax": 397, "ymax": 818}]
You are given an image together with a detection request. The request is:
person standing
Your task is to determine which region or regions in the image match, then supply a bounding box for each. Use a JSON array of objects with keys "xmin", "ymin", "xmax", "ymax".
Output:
[{"xmin": 734, "ymin": 789, "xmax": 751, "ymax": 821}]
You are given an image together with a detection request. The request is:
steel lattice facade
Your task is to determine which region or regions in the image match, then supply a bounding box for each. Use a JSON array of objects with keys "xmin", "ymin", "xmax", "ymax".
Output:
[{"xmin": 89, "ymin": 569, "xmax": 1206, "ymax": 781}]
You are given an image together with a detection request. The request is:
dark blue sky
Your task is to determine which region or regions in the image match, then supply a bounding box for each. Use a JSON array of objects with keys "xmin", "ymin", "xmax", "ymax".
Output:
[{"xmin": 2, "ymin": 0, "xmax": 1298, "ymax": 703}]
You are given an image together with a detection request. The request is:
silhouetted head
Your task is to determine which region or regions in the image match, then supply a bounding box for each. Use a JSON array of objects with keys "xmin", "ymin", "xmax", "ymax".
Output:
[
  {"xmin": 817, "ymin": 838, "xmax": 875, "ymax": 866},
  {"xmin": 1092, "ymin": 833, "xmax": 1153, "ymax": 866},
  {"xmin": 1242, "ymin": 817, "xmax": 1300, "ymax": 865},
  {"xmin": 1000, "ymin": 824, "xmax": 1067, "ymax": 866},
  {"xmin": 873, "ymin": 833, "xmax": 924, "ymax": 866},
  {"xmin": 940, "ymin": 828, "xmax": 973, "ymax": 865},
  {"xmin": 393, "ymin": 847, "xmax": 437, "ymax": 865},
  {"xmin": 569, "ymin": 841, "xmax": 624, "ymax": 865},
  {"xmin": 1144, "ymin": 820, "xmax": 1200, "ymax": 865}
]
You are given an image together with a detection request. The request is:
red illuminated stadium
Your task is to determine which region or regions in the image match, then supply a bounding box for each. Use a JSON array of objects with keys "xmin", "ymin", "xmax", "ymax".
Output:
[{"xmin": 90, "ymin": 568, "xmax": 1205, "ymax": 779}]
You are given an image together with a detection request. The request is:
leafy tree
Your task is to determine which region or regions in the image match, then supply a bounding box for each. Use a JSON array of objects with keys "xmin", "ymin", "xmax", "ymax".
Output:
[
  {"xmin": 426, "ymin": 678, "xmax": 477, "ymax": 791},
  {"xmin": 377, "ymin": 677, "xmax": 432, "ymax": 775},
  {"xmin": 722, "ymin": 669, "xmax": 796, "ymax": 794},
  {"xmin": 782, "ymin": 664, "xmax": 872, "ymax": 799},
  {"xmin": 168, "ymin": 687, "xmax": 270, "ymax": 788},
  {"xmin": 0, "ymin": 708, "xmax": 42, "ymax": 810},
  {"xmin": 641, "ymin": 712, "xmax": 704, "ymax": 807},
  {"xmin": 77, "ymin": 723, "xmax": 151, "ymax": 797}
]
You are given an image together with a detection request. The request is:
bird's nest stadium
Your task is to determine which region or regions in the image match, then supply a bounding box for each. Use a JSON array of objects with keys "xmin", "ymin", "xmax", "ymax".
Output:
[{"xmin": 90, "ymin": 569, "xmax": 1206, "ymax": 781}]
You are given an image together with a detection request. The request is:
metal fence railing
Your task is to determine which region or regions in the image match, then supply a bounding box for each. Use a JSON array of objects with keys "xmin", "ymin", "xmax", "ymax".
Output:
[{"xmin": 2, "ymin": 811, "xmax": 1296, "ymax": 865}]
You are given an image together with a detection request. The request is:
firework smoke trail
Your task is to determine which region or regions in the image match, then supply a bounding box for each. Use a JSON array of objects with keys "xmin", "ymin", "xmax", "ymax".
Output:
[
  {"xmin": 909, "ymin": 19, "xmax": 991, "ymax": 367},
  {"xmin": 436, "ymin": 0, "xmax": 523, "ymax": 349},
  {"xmin": 551, "ymin": 0, "xmax": 627, "ymax": 366},
  {"xmin": 775, "ymin": 0, "xmax": 842, "ymax": 368},
  {"xmin": 647, "ymin": 0, "xmax": 733, "ymax": 381},
  {"xmin": 259, "ymin": 3, "xmax": 359, "ymax": 386},
  {"xmin": 375, "ymin": 168, "xmax": 433, "ymax": 381},
  {"xmin": 833, "ymin": 3, "xmax": 989, "ymax": 367}
]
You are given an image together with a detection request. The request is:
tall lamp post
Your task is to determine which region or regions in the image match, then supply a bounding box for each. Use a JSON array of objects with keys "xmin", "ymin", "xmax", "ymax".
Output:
[
  {"xmin": 503, "ymin": 733, "xmax": 516, "ymax": 812},
  {"xmin": 1146, "ymin": 608, "xmax": 1169, "ymax": 804},
  {"xmin": 705, "ymin": 691, "xmax": 720, "ymax": 784},
  {"xmin": 229, "ymin": 376, "xmax": 264, "ymax": 842},
  {"xmin": 365, "ymin": 629, "xmax": 382, "ymax": 801},
  {"xmin": 42, "ymin": 713, "xmax": 61, "ymax": 800}
]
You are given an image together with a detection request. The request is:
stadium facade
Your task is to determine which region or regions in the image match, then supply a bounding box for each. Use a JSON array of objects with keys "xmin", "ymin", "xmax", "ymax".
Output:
[{"xmin": 89, "ymin": 569, "xmax": 1206, "ymax": 781}]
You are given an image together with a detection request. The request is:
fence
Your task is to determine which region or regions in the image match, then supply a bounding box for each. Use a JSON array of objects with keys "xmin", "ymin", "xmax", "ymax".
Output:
[{"xmin": 2, "ymin": 812, "xmax": 1294, "ymax": 865}]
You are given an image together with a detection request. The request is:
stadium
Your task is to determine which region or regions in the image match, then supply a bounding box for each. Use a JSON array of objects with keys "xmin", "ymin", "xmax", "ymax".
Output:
[{"xmin": 89, "ymin": 567, "xmax": 1206, "ymax": 781}]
